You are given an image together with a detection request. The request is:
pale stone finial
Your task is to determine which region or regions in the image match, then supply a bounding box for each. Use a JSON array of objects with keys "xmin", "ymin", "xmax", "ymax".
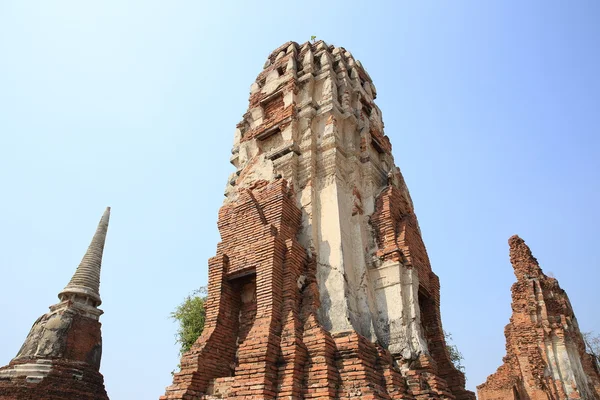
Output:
[
  {"xmin": 303, "ymin": 49, "xmax": 314, "ymax": 66},
  {"xmin": 320, "ymin": 52, "xmax": 332, "ymax": 70},
  {"xmin": 58, "ymin": 207, "xmax": 110, "ymax": 306}
]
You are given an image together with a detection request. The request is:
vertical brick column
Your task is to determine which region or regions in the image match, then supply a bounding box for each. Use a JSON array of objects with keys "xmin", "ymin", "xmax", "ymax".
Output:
[
  {"xmin": 334, "ymin": 332, "xmax": 389, "ymax": 400},
  {"xmin": 229, "ymin": 226, "xmax": 284, "ymax": 398},
  {"xmin": 162, "ymin": 253, "xmax": 241, "ymax": 399},
  {"xmin": 276, "ymin": 240, "xmax": 310, "ymax": 399}
]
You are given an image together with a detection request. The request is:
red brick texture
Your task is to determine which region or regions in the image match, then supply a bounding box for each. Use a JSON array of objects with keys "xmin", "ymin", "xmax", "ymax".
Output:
[
  {"xmin": 163, "ymin": 179, "xmax": 412, "ymax": 399},
  {"xmin": 162, "ymin": 180, "xmax": 309, "ymax": 399},
  {"xmin": 477, "ymin": 235, "xmax": 600, "ymax": 400}
]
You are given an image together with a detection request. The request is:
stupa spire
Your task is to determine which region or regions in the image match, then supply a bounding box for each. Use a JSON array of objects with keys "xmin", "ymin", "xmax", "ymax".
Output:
[
  {"xmin": 59, "ymin": 207, "xmax": 110, "ymax": 307},
  {"xmin": 0, "ymin": 207, "xmax": 111, "ymax": 398}
]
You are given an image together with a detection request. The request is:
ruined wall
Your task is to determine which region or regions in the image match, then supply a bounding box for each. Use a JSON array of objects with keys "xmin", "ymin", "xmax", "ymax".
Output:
[
  {"xmin": 163, "ymin": 41, "xmax": 474, "ymax": 399},
  {"xmin": 477, "ymin": 235, "xmax": 600, "ymax": 400}
]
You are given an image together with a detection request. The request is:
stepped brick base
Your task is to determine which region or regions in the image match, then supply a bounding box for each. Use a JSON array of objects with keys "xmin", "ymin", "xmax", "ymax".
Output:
[
  {"xmin": 161, "ymin": 179, "xmax": 472, "ymax": 400},
  {"xmin": 0, "ymin": 358, "xmax": 108, "ymax": 400}
]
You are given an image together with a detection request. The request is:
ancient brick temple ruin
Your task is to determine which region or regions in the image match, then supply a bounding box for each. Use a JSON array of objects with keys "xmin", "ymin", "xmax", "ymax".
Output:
[
  {"xmin": 477, "ymin": 235, "xmax": 600, "ymax": 400},
  {"xmin": 162, "ymin": 41, "xmax": 475, "ymax": 400},
  {"xmin": 0, "ymin": 208, "xmax": 111, "ymax": 400}
]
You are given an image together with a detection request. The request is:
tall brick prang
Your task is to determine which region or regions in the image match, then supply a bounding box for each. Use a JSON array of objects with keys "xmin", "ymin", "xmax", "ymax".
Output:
[
  {"xmin": 0, "ymin": 208, "xmax": 111, "ymax": 400},
  {"xmin": 477, "ymin": 235, "xmax": 600, "ymax": 400},
  {"xmin": 162, "ymin": 41, "xmax": 474, "ymax": 399}
]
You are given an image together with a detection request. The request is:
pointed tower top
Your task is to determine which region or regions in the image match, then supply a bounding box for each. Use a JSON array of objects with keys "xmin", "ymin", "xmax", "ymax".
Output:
[
  {"xmin": 58, "ymin": 207, "xmax": 110, "ymax": 307},
  {"xmin": 508, "ymin": 234, "xmax": 543, "ymax": 281}
]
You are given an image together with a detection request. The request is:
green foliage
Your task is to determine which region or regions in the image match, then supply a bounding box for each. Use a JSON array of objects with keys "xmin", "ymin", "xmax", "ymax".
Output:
[
  {"xmin": 311, "ymin": 35, "xmax": 317, "ymax": 43},
  {"xmin": 171, "ymin": 287, "xmax": 207, "ymax": 356},
  {"xmin": 444, "ymin": 330, "xmax": 466, "ymax": 374}
]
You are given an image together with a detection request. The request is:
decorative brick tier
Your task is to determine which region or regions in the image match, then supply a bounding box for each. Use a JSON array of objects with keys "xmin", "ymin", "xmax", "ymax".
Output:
[{"xmin": 0, "ymin": 358, "xmax": 107, "ymax": 400}]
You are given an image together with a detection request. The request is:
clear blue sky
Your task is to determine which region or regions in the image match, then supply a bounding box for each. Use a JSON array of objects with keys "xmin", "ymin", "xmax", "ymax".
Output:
[{"xmin": 1, "ymin": 1, "xmax": 598, "ymax": 398}]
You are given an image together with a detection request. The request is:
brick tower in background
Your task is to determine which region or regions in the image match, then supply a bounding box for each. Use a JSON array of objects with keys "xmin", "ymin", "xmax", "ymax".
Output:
[
  {"xmin": 162, "ymin": 41, "xmax": 475, "ymax": 400},
  {"xmin": 477, "ymin": 235, "xmax": 600, "ymax": 400},
  {"xmin": 0, "ymin": 208, "xmax": 111, "ymax": 400}
]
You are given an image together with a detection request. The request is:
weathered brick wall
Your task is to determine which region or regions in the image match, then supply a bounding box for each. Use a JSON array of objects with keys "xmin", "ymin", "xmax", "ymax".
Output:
[
  {"xmin": 64, "ymin": 313, "xmax": 103, "ymax": 369},
  {"xmin": 162, "ymin": 179, "xmax": 419, "ymax": 399},
  {"xmin": 163, "ymin": 178, "xmax": 474, "ymax": 399},
  {"xmin": 162, "ymin": 180, "xmax": 307, "ymax": 399},
  {"xmin": 477, "ymin": 235, "xmax": 600, "ymax": 400}
]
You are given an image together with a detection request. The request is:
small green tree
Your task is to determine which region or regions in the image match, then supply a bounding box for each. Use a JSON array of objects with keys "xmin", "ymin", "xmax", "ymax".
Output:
[
  {"xmin": 171, "ymin": 287, "xmax": 208, "ymax": 355},
  {"xmin": 444, "ymin": 330, "xmax": 466, "ymax": 374}
]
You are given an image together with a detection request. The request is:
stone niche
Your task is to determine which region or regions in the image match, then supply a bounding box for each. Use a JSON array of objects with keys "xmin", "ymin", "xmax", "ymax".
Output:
[
  {"xmin": 230, "ymin": 274, "xmax": 257, "ymax": 371},
  {"xmin": 259, "ymin": 126, "xmax": 284, "ymax": 151}
]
